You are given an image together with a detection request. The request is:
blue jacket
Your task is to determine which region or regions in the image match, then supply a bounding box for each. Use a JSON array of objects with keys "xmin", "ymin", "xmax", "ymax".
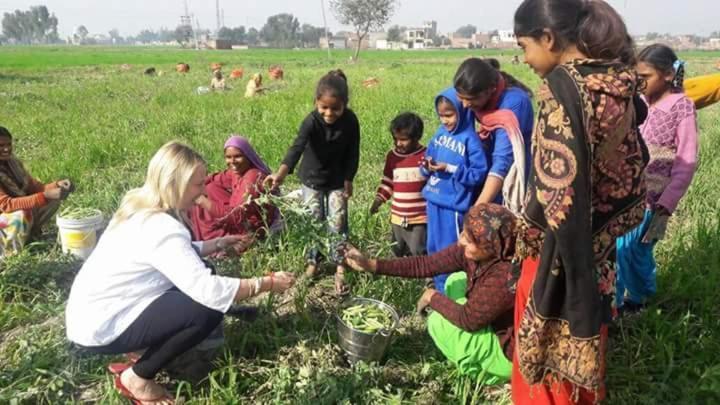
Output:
[
  {"xmin": 482, "ymin": 87, "xmax": 534, "ymax": 182},
  {"xmin": 422, "ymin": 87, "xmax": 488, "ymax": 212}
]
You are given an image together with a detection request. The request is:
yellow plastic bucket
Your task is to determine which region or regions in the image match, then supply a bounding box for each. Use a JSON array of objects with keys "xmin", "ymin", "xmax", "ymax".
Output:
[{"xmin": 56, "ymin": 210, "xmax": 104, "ymax": 260}]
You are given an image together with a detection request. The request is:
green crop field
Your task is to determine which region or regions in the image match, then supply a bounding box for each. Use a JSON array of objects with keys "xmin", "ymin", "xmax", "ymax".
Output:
[{"xmin": 1, "ymin": 46, "xmax": 719, "ymax": 404}]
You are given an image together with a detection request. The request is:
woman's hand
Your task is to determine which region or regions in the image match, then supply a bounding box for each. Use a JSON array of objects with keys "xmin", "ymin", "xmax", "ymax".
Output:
[
  {"xmin": 194, "ymin": 195, "xmax": 213, "ymax": 211},
  {"xmin": 344, "ymin": 245, "xmax": 376, "ymax": 273},
  {"xmin": 268, "ymin": 271, "xmax": 295, "ymax": 293},
  {"xmin": 43, "ymin": 187, "xmax": 64, "ymax": 200},
  {"xmin": 416, "ymin": 288, "xmax": 437, "ymax": 315},
  {"xmin": 218, "ymin": 234, "xmax": 255, "ymax": 253},
  {"xmin": 343, "ymin": 181, "xmax": 353, "ymax": 199},
  {"xmin": 263, "ymin": 173, "xmax": 285, "ymax": 192}
]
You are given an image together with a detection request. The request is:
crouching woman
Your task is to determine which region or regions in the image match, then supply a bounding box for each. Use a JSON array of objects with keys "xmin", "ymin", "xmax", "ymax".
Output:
[
  {"xmin": 0, "ymin": 126, "xmax": 73, "ymax": 256},
  {"xmin": 65, "ymin": 141, "xmax": 295, "ymax": 404},
  {"xmin": 345, "ymin": 203, "xmax": 516, "ymax": 384}
]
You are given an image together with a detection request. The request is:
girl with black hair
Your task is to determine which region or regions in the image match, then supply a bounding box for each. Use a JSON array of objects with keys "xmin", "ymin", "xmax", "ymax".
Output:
[
  {"xmin": 615, "ymin": 44, "xmax": 699, "ymax": 314},
  {"xmin": 511, "ymin": 0, "xmax": 648, "ymax": 403},
  {"xmin": 265, "ymin": 69, "xmax": 360, "ymax": 295},
  {"xmin": 453, "ymin": 58, "xmax": 534, "ymax": 215}
]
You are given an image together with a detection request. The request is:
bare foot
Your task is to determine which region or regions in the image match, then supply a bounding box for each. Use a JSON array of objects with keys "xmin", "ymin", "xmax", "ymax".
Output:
[
  {"xmin": 120, "ymin": 367, "xmax": 174, "ymax": 404},
  {"xmin": 305, "ymin": 263, "xmax": 318, "ymax": 278}
]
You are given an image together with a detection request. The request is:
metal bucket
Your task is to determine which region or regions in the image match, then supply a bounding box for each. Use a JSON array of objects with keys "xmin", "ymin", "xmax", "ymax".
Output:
[{"xmin": 336, "ymin": 297, "xmax": 400, "ymax": 364}]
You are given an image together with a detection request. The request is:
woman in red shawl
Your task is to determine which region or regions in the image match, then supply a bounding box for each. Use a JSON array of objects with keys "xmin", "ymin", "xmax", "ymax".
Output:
[{"xmin": 191, "ymin": 135, "xmax": 279, "ymax": 253}]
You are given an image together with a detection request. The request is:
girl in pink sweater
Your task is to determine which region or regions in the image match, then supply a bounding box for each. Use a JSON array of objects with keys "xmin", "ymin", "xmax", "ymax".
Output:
[{"xmin": 616, "ymin": 44, "xmax": 699, "ymax": 314}]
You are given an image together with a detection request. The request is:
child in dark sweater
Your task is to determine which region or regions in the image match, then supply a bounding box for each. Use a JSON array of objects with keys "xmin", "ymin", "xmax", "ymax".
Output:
[{"xmin": 265, "ymin": 70, "xmax": 360, "ymax": 294}]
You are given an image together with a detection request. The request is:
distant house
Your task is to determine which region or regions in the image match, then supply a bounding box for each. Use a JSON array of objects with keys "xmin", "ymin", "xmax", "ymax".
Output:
[
  {"xmin": 319, "ymin": 36, "xmax": 347, "ymax": 49},
  {"xmin": 207, "ymin": 39, "xmax": 232, "ymax": 50},
  {"xmin": 450, "ymin": 34, "xmax": 474, "ymax": 49},
  {"xmin": 376, "ymin": 40, "xmax": 407, "ymax": 50},
  {"xmin": 368, "ymin": 32, "xmax": 388, "ymax": 49},
  {"xmin": 347, "ymin": 33, "xmax": 370, "ymax": 50},
  {"xmin": 405, "ymin": 28, "xmax": 428, "ymax": 49}
]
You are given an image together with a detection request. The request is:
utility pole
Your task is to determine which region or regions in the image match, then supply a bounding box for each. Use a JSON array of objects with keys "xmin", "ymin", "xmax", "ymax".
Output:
[
  {"xmin": 320, "ymin": 0, "xmax": 331, "ymax": 60},
  {"xmin": 216, "ymin": 0, "xmax": 221, "ymax": 34}
]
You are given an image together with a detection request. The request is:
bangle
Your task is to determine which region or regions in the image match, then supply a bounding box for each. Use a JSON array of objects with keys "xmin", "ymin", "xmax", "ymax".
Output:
[{"xmin": 254, "ymin": 277, "xmax": 262, "ymax": 295}]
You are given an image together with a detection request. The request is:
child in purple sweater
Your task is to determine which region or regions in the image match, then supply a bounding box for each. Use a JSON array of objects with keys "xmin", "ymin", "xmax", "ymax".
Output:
[{"xmin": 616, "ymin": 44, "xmax": 699, "ymax": 313}]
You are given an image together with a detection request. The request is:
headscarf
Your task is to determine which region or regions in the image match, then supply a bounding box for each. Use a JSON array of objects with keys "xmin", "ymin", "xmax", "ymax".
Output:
[
  {"xmin": 0, "ymin": 127, "xmax": 29, "ymax": 197},
  {"xmin": 224, "ymin": 135, "xmax": 271, "ymax": 175},
  {"xmin": 463, "ymin": 203, "xmax": 516, "ymax": 278},
  {"xmin": 465, "ymin": 203, "xmax": 516, "ymax": 259}
]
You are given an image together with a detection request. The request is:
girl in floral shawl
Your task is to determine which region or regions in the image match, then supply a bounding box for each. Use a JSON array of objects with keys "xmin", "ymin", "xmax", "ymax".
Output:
[{"xmin": 512, "ymin": 0, "xmax": 648, "ymax": 403}]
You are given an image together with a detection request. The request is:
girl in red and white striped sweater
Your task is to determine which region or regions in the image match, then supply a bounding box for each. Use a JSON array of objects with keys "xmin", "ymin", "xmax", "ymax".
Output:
[{"xmin": 370, "ymin": 112, "xmax": 428, "ymax": 257}]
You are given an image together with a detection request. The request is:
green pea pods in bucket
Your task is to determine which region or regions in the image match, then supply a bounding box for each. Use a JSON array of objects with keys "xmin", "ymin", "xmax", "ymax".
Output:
[
  {"xmin": 336, "ymin": 297, "xmax": 400, "ymax": 364},
  {"xmin": 56, "ymin": 208, "xmax": 104, "ymax": 260}
]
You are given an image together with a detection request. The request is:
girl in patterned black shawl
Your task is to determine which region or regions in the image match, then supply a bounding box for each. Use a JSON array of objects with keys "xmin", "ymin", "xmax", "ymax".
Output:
[{"xmin": 511, "ymin": 0, "xmax": 648, "ymax": 403}]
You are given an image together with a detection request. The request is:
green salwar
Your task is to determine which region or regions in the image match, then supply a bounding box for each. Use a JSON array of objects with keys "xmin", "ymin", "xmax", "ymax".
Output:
[{"xmin": 427, "ymin": 271, "xmax": 512, "ymax": 385}]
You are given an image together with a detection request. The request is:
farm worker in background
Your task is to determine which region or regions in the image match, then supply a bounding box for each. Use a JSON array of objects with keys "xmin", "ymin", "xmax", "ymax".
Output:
[
  {"xmin": 0, "ymin": 126, "xmax": 74, "ymax": 257},
  {"xmin": 420, "ymin": 87, "xmax": 486, "ymax": 294},
  {"xmin": 512, "ymin": 0, "xmax": 648, "ymax": 403},
  {"xmin": 176, "ymin": 62, "xmax": 190, "ymax": 73},
  {"xmin": 245, "ymin": 73, "xmax": 265, "ymax": 98},
  {"xmin": 684, "ymin": 72, "xmax": 720, "ymax": 110},
  {"xmin": 268, "ymin": 65, "xmax": 284, "ymax": 80},
  {"xmin": 616, "ymin": 45, "xmax": 699, "ymax": 314},
  {"xmin": 191, "ymin": 135, "xmax": 280, "ymax": 254},
  {"xmin": 210, "ymin": 70, "xmax": 226, "ymax": 91},
  {"xmin": 345, "ymin": 203, "xmax": 517, "ymax": 385},
  {"xmin": 370, "ymin": 112, "xmax": 428, "ymax": 257},
  {"xmin": 453, "ymin": 57, "xmax": 534, "ymax": 214},
  {"xmin": 265, "ymin": 70, "xmax": 360, "ymax": 295},
  {"xmin": 65, "ymin": 141, "xmax": 295, "ymax": 405}
]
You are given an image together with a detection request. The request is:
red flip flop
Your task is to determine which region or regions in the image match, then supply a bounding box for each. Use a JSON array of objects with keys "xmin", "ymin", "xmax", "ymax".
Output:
[
  {"xmin": 107, "ymin": 362, "xmax": 133, "ymax": 376},
  {"xmin": 114, "ymin": 375, "xmax": 174, "ymax": 404}
]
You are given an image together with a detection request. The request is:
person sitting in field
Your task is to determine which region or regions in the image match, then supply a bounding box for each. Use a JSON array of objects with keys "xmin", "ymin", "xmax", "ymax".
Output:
[
  {"xmin": 191, "ymin": 135, "xmax": 280, "ymax": 253},
  {"xmin": 245, "ymin": 73, "xmax": 265, "ymax": 98},
  {"xmin": 210, "ymin": 70, "xmax": 226, "ymax": 91},
  {"xmin": 0, "ymin": 126, "xmax": 74, "ymax": 257},
  {"xmin": 65, "ymin": 141, "xmax": 295, "ymax": 405},
  {"xmin": 345, "ymin": 203, "xmax": 517, "ymax": 385},
  {"xmin": 268, "ymin": 65, "xmax": 284, "ymax": 80},
  {"xmin": 176, "ymin": 63, "xmax": 190, "ymax": 73}
]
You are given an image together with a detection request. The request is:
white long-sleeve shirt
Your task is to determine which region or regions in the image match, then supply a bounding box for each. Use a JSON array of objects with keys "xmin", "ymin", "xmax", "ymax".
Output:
[{"xmin": 65, "ymin": 212, "xmax": 240, "ymax": 347}]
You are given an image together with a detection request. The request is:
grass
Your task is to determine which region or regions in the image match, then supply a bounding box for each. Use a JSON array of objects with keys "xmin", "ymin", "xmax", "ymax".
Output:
[{"xmin": 0, "ymin": 46, "xmax": 719, "ymax": 404}]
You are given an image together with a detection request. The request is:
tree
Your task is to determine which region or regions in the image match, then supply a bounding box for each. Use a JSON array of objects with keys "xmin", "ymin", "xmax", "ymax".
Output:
[
  {"xmin": 2, "ymin": 5, "xmax": 59, "ymax": 44},
  {"xmin": 108, "ymin": 28, "xmax": 123, "ymax": 44},
  {"xmin": 246, "ymin": 27, "xmax": 260, "ymax": 45},
  {"xmin": 386, "ymin": 25, "xmax": 404, "ymax": 42},
  {"xmin": 300, "ymin": 24, "xmax": 326, "ymax": 48},
  {"xmin": 174, "ymin": 24, "xmax": 193, "ymax": 47},
  {"xmin": 330, "ymin": 0, "xmax": 397, "ymax": 60},
  {"xmin": 260, "ymin": 13, "xmax": 300, "ymax": 47},
  {"xmin": 218, "ymin": 25, "xmax": 246, "ymax": 44},
  {"xmin": 73, "ymin": 25, "xmax": 89, "ymax": 44},
  {"xmin": 455, "ymin": 24, "xmax": 477, "ymax": 39}
]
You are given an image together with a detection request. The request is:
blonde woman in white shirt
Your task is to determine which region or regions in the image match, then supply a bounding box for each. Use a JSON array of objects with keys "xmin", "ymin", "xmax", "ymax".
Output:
[{"xmin": 65, "ymin": 141, "xmax": 295, "ymax": 405}]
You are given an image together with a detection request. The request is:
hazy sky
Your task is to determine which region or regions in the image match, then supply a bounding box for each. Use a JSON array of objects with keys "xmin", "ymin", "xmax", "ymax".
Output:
[{"xmin": 1, "ymin": 0, "xmax": 718, "ymax": 38}]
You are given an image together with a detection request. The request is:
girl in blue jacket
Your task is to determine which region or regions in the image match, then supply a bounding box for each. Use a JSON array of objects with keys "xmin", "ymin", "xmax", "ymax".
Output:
[{"xmin": 422, "ymin": 87, "xmax": 488, "ymax": 293}]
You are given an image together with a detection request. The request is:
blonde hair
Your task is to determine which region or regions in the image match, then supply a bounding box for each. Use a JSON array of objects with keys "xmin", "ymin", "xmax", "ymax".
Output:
[{"xmin": 110, "ymin": 141, "xmax": 206, "ymax": 228}]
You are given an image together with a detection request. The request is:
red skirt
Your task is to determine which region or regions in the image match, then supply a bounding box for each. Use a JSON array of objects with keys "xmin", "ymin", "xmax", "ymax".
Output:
[{"xmin": 512, "ymin": 257, "xmax": 608, "ymax": 404}]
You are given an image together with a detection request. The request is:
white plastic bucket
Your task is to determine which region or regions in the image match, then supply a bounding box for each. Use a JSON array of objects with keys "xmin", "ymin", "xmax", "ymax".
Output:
[{"xmin": 56, "ymin": 210, "xmax": 104, "ymax": 260}]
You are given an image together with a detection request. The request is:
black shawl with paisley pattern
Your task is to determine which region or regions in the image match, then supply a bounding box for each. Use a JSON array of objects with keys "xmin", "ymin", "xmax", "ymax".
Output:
[{"xmin": 516, "ymin": 60, "xmax": 648, "ymax": 391}]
